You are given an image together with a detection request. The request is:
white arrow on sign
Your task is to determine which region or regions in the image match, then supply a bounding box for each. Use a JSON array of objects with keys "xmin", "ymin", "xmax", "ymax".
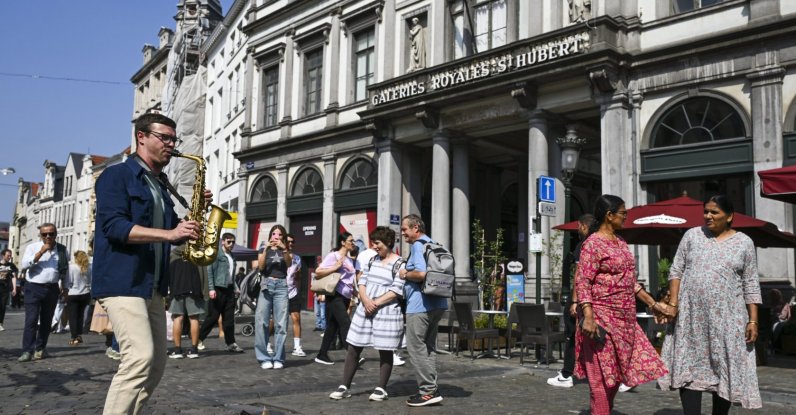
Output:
[{"xmin": 544, "ymin": 179, "xmax": 552, "ymax": 200}]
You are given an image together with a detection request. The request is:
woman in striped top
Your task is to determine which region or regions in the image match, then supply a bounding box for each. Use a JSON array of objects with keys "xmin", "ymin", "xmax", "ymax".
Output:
[{"xmin": 329, "ymin": 226, "xmax": 406, "ymax": 402}]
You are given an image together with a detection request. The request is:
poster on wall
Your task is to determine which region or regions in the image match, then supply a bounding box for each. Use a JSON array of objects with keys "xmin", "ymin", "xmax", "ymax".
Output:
[
  {"xmin": 338, "ymin": 209, "xmax": 377, "ymax": 253},
  {"xmin": 248, "ymin": 220, "xmax": 276, "ymax": 251},
  {"xmin": 505, "ymin": 259, "xmax": 526, "ymax": 312}
]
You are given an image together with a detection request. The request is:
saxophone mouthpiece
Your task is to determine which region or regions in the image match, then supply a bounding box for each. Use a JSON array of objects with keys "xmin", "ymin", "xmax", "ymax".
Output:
[{"xmin": 170, "ymin": 149, "xmax": 183, "ymax": 157}]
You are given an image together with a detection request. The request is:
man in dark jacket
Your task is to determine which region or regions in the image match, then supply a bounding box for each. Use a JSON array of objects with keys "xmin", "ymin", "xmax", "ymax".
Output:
[
  {"xmin": 198, "ymin": 232, "xmax": 243, "ymax": 353},
  {"xmin": 92, "ymin": 113, "xmax": 208, "ymax": 414}
]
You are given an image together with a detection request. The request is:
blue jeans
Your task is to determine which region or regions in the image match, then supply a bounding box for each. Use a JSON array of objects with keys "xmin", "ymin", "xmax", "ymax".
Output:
[
  {"xmin": 255, "ymin": 278, "xmax": 288, "ymax": 363},
  {"xmin": 314, "ymin": 296, "xmax": 326, "ymax": 330}
]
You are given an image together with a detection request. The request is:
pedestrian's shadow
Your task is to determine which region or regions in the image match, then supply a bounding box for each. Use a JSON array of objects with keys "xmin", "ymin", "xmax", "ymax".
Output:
[
  {"xmin": 574, "ymin": 409, "xmax": 681, "ymax": 415},
  {"xmin": 7, "ymin": 367, "xmax": 113, "ymax": 395},
  {"xmin": 385, "ymin": 379, "xmax": 472, "ymax": 400}
]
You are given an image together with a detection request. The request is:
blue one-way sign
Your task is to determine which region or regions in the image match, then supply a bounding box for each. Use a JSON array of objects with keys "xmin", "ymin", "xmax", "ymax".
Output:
[{"xmin": 538, "ymin": 176, "xmax": 556, "ymax": 203}]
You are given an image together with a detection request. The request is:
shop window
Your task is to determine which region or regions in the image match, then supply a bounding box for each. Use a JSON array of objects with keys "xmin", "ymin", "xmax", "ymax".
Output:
[
  {"xmin": 304, "ymin": 49, "xmax": 324, "ymax": 116},
  {"xmin": 291, "ymin": 168, "xmax": 323, "ymax": 196},
  {"xmin": 650, "ymin": 97, "xmax": 745, "ymax": 148},
  {"xmin": 263, "ymin": 66, "xmax": 279, "ymax": 127},
  {"xmin": 353, "ymin": 28, "xmax": 375, "ymax": 103},
  {"xmin": 671, "ymin": 0, "xmax": 725, "ymax": 14},
  {"xmin": 251, "ymin": 175, "xmax": 277, "ymax": 202},
  {"xmin": 340, "ymin": 159, "xmax": 377, "ymax": 190}
]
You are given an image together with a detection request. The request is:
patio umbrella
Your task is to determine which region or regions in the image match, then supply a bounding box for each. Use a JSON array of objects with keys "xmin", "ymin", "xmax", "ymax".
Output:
[
  {"xmin": 553, "ymin": 196, "xmax": 796, "ymax": 248},
  {"xmin": 758, "ymin": 164, "xmax": 796, "ymax": 204},
  {"xmin": 230, "ymin": 244, "xmax": 259, "ymax": 261}
]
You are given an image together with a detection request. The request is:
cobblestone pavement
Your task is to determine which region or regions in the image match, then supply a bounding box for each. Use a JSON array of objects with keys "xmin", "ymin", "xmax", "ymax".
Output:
[{"xmin": 1, "ymin": 309, "xmax": 794, "ymax": 414}]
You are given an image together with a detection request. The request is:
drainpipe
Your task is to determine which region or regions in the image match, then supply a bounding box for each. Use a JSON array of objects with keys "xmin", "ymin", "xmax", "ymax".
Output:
[{"xmin": 629, "ymin": 90, "xmax": 641, "ymax": 281}]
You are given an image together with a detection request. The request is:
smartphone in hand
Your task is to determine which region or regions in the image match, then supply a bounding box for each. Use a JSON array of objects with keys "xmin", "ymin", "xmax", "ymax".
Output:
[{"xmin": 579, "ymin": 318, "xmax": 607, "ymax": 344}]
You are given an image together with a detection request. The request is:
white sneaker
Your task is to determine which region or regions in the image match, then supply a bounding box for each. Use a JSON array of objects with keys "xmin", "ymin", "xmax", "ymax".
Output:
[
  {"xmin": 260, "ymin": 361, "xmax": 273, "ymax": 369},
  {"xmin": 197, "ymin": 341, "xmax": 206, "ymax": 351},
  {"xmin": 393, "ymin": 354, "xmax": 405, "ymax": 366},
  {"xmin": 618, "ymin": 383, "xmax": 634, "ymax": 392},
  {"xmin": 329, "ymin": 385, "xmax": 351, "ymax": 400},
  {"xmin": 267, "ymin": 343, "xmax": 274, "ymax": 355},
  {"xmin": 0, "ymin": 324, "xmax": 5, "ymax": 331},
  {"xmin": 291, "ymin": 346, "xmax": 306, "ymax": 357},
  {"xmin": 273, "ymin": 361, "xmax": 284, "ymax": 369},
  {"xmin": 369, "ymin": 387, "xmax": 388, "ymax": 401},
  {"xmin": 547, "ymin": 372, "xmax": 574, "ymax": 388}
]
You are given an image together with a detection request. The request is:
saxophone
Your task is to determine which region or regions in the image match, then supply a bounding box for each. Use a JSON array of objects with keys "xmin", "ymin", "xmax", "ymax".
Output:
[{"xmin": 171, "ymin": 150, "xmax": 232, "ymax": 266}]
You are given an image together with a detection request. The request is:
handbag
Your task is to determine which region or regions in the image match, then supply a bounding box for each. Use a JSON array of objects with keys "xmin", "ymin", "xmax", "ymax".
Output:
[
  {"xmin": 90, "ymin": 302, "xmax": 113, "ymax": 335},
  {"xmin": 311, "ymin": 272, "xmax": 341, "ymax": 296}
]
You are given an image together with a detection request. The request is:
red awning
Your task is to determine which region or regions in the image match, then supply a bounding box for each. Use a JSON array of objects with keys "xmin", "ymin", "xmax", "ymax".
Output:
[
  {"xmin": 758, "ymin": 164, "xmax": 796, "ymax": 204},
  {"xmin": 553, "ymin": 196, "xmax": 796, "ymax": 248}
]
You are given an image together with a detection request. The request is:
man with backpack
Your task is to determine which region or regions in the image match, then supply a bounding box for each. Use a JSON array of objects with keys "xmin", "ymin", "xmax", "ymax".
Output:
[{"xmin": 398, "ymin": 214, "xmax": 448, "ymax": 407}]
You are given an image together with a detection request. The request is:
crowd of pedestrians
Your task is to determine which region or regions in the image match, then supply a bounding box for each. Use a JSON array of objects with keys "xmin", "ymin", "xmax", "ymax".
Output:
[{"xmin": 3, "ymin": 116, "xmax": 769, "ymax": 415}]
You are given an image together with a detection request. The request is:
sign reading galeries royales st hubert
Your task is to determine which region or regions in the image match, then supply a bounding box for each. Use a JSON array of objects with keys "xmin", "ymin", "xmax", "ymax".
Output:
[{"xmin": 370, "ymin": 32, "xmax": 590, "ymax": 106}]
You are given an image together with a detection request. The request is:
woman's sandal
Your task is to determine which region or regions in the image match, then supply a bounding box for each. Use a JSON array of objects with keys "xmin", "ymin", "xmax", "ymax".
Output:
[{"xmin": 68, "ymin": 338, "xmax": 80, "ymax": 346}]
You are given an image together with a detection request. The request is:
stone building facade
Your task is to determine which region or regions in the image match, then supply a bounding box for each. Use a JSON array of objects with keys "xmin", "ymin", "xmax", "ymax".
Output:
[{"xmin": 229, "ymin": 0, "xmax": 796, "ymax": 301}]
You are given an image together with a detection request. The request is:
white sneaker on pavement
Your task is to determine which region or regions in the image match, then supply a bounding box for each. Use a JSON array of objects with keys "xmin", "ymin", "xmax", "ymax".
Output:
[
  {"xmin": 329, "ymin": 385, "xmax": 351, "ymax": 400},
  {"xmin": 260, "ymin": 361, "xmax": 273, "ymax": 369},
  {"xmin": 369, "ymin": 387, "xmax": 388, "ymax": 401},
  {"xmin": 547, "ymin": 371, "xmax": 574, "ymax": 388},
  {"xmin": 618, "ymin": 383, "xmax": 634, "ymax": 392},
  {"xmin": 273, "ymin": 361, "xmax": 284, "ymax": 369},
  {"xmin": 291, "ymin": 346, "xmax": 306, "ymax": 357},
  {"xmin": 197, "ymin": 341, "xmax": 206, "ymax": 351},
  {"xmin": 393, "ymin": 354, "xmax": 405, "ymax": 366}
]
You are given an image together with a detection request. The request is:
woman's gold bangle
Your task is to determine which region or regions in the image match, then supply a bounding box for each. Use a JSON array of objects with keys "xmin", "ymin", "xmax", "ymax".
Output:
[
  {"xmin": 579, "ymin": 302, "xmax": 592, "ymax": 309},
  {"xmin": 747, "ymin": 320, "xmax": 758, "ymax": 325},
  {"xmin": 667, "ymin": 302, "xmax": 678, "ymax": 308}
]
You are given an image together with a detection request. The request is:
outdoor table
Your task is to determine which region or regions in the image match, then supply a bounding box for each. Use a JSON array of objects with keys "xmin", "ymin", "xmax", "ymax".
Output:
[{"xmin": 473, "ymin": 309, "xmax": 508, "ymax": 359}]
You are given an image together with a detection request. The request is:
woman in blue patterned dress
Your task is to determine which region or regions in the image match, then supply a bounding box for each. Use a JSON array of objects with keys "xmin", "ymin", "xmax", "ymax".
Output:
[
  {"xmin": 329, "ymin": 226, "xmax": 406, "ymax": 402},
  {"xmin": 658, "ymin": 195, "xmax": 762, "ymax": 413}
]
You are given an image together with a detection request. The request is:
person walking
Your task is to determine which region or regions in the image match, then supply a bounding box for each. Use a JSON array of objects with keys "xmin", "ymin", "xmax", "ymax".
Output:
[
  {"xmin": 92, "ymin": 113, "xmax": 208, "ymax": 414},
  {"xmin": 0, "ymin": 248, "xmax": 19, "ymax": 331},
  {"xmin": 168, "ymin": 245, "xmax": 208, "ymax": 359},
  {"xmin": 574, "ymin": 195, "xmax": 667, "ymax": 415},
  {"xmin": 18, "ymin": 223, "xmax": 68, "ymax": 362},
  {"xmin": 285, "ymin": 233, "xmax": 306, "ymax": 357},
  {"xmin": 657, "ymin": 195, "xmax": 762, "ymax": 413},
  {"xmin": 66, "ymin": 251, "xmax": 92, "ymax": 346},
  {"xmin": 255, "ymin": 224, "xmax": 292, "ymax": 369},
  {"xmin": 398, "ymin": 214, "xmax": 448, "ymax": 407},
  {"xmin": 548, "ymin": 214, "xmax": 593, "ymax": 388},
  {"xmin": 198, "ymin": 232, "xmax": 244, "ymax": 353},
  {"xmin": 314, "ymin": 232, "xmax": 357, "ymax": 365},
  {"xmin": 329, "ymin": 226, "xmax": 406, "ymax": 401}
]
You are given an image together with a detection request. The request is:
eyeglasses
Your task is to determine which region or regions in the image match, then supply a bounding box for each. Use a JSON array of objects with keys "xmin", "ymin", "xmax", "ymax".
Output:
[
  {"xmin": 145, "ymin": 130, "xmax": 182, "ymax": 146},
  {"xmin": 345, "ymin": 239, "xmax": 354, "ymax": 243},
  {"xmin": 612, "ymin": 210, "xmax": 628, "ymax": 217},
  {"xmin": 225, "ymin": 240, "xmax": 236, "ymax": 244},
  {"xmin": 40, "ymin": 232, "xmax": 56, "ymax": 237}
]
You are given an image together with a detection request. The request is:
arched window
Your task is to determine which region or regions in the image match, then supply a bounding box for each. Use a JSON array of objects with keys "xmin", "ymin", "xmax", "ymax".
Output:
[
  {"xmin": 291, "ymin": 168, "xmax": 322, "ymax": 196},
  {"xmin": 250, "ymin": 175, "xmax": 277, "ymax": 202},
  {"xmin": 650, "ymin": 97, "xmax": 746, "ymax": 148},
  {"xmin": 339, "ymin": 159, "xmax": 377, "ymax": 190}
]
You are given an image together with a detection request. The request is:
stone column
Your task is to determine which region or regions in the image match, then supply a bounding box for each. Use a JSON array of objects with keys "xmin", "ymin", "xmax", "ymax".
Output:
[
  {"xmin": 276, "ymin": 163, "xmax": 289, "ymax": 228},
  {"xmin": 280, "ymin": 32, "xmax": 295, "ymax": 138},
  {"xmin": 236, "ymin": 167, "xmax": 250, "ymax": 247},
  {"xmin": 749, "ymin": 60, "xmax": 793, "ymax": 280},
  {"xmin": 376, "ymin": 139, "xmax": 402, "ymax": 226},
  {"xmin": 431, "ymin": 130, "xmax": 451, "ymax": 248},
  {"xmin": 325, "ymin": 10, "xmax": 341, "ymax": 127},
  {"xmin": 517, "ymin": 156, "xmax": 529, "ymax": 260},
  {"xmin": 242, "ymin": 47, "xmax": 255, "ymax": 145},
  {"xmin": 598, "ymin": 91, "xmax": 633, "ymax": 202},
  {"xmin": 528, "ymin": 112, "xmax": 550, "ymax": 302},
  {"xmin": 451, "ymin": 138, "xmax": 470, "ymax": 280},
  {"xmin": 430, "ymin": 3, "xmax": 447, "ymax": 67},
  {"xmin": 381, "ymin": 0, "xmax": 396, "ymax": 80},
  {"xmin": 322, "ymin": 154, "xmax": 336, "ymax": 254},
  {"xmin": 401, "ymin": 146, "xmax": 422, "ymax": 256}
]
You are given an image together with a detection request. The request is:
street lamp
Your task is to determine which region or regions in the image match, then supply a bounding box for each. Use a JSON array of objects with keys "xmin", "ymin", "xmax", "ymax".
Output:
[
  {"xmin": 556, "ymin": 125, "xmax": 586, "ymax": 303},
  {"xmin": 0, "ymin": 167, "xmax": 15, "ymax": 175}
]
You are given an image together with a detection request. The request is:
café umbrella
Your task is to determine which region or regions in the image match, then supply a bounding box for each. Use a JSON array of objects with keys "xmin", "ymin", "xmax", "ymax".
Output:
[
  {"xmin": 758, "ymin": 164, "xmax": 796, "ymax": 204},
  {"xmin": 553, "ymin": 196, "xmax": 796, "ymax": 248}
]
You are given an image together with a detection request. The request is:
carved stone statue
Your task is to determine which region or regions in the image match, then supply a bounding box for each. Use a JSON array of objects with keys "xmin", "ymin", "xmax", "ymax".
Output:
[
  {"xmin": 407, "ymin": 17, "xmax": 426, "ymax": 72},
  {"xmin": 568, "ymin": 0, "xmax": 592, "ymax": 23}
]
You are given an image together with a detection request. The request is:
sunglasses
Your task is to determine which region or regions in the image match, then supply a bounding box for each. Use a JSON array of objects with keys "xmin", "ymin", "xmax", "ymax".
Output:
[
  {"xmin": 41, "ymin": 232, "xmax": 56, "ymax": 237},
  {"xmin": 225, "ymin": 240, "xmax": 236, "ymax": 244}
]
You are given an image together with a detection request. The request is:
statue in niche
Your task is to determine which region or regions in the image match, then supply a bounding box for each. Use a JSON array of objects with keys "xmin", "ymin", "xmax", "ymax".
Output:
[
  {"xmin": 568, "ymin": 0, "xmax": 592, "ymax": 23},
  {"xmin": 407, "ymin": 17, "xmax": 426, "ymax": 72}
]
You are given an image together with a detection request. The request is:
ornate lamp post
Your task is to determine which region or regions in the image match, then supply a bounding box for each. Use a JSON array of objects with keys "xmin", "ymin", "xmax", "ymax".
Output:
[{"xmin": 556, "ymin": 125, "xmax": 586, "ymax": 303}]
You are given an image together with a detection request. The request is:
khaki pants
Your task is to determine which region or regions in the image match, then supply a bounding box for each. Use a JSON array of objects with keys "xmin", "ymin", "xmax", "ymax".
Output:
[{"xmin": 99, "ymin": 294, "xmax": 167, "ymax": 415}]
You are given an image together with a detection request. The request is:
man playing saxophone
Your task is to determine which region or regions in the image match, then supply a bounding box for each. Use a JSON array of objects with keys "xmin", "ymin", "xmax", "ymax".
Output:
[{"xmin": 92, "ymin": 113, "xmax": 212, "ymax": 415}]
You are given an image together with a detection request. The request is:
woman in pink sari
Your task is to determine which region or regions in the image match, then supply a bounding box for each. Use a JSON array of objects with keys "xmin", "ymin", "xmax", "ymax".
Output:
[{"xmin": 575, "ymin": 194, "xmax": 668, "ymax": 414}]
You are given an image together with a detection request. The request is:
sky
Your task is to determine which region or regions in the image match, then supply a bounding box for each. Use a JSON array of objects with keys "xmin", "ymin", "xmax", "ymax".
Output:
[{"xmin": 0, "ymin": 1, "xmax": 232, "ymax": 224}]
